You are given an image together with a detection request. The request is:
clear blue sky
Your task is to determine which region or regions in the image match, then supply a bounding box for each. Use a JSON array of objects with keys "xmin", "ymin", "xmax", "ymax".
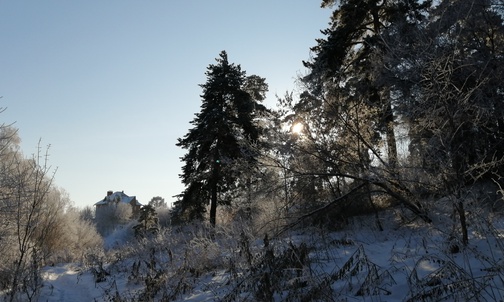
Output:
[{"xmin": 0, "ymin": 1, "xmax": 332, "ymax": 209}]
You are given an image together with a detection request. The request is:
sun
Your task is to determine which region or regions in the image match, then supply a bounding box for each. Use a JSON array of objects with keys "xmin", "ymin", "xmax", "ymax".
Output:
[{"xmin": 291, "ymin": 122, "xmax": 304, "ymax": 135}]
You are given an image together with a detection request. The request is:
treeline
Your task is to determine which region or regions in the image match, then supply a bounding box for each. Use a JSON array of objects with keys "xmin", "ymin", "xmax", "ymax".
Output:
[{"xmin": 173, "ymin": 0, "xmax": 504, "ymax": 239}]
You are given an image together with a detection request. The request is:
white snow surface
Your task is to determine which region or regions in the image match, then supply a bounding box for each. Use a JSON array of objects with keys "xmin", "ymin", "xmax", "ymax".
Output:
[
  {"xmin": 39, "ymin": 264, "xmax": 105, "ymax": 302},
  {"xmin": 31, "ymin": 205, "xmax": 504, "ymax": 301}
]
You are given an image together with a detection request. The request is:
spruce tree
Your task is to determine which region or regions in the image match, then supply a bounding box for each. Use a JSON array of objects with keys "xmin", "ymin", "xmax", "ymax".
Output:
[
  {"xmin": 174, "ymin": 51, "xmax": 267, "ymax": 226},
  {"xmin": 133, "ymin": 205, "xmax": 159, "ymax": 239}
]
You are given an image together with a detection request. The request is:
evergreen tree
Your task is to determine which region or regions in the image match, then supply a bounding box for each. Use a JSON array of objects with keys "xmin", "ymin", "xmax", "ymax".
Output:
[
  {"xmin": 303, "ymin": 0, "xmax": 431, "ymax": 171},
  {"xmin": 133, "ymin": 205, "xmax": 159, "ymax": 239},
  {"xmin": 278, "ymin": 0, "xmax": 434, "ymax": 223},
  {"xmin": 174, "ymin": 51, "xmax": 268, "ymax": 226}
]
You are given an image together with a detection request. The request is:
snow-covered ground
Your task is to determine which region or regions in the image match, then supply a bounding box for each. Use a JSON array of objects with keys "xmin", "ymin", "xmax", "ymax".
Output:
[
  {"xmin": 34, "ymin": 204, "xmax": 504, "ymax": 301},
  {"xmin": 39, "ymin": 264, "xmax": 103, "ymax": 302}
]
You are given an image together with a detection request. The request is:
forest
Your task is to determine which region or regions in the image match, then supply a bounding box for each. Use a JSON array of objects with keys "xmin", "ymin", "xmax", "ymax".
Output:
[{"xmin": 2, "ymin": 0, "xmax": 504, "ymax": 301}]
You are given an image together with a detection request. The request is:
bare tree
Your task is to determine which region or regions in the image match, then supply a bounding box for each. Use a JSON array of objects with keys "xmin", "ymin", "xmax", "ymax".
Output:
[
  {"xmin": 3, "ymin": 141, "xmax": 56, "ymax": 301},
  {"xmin": 148, "ymin": 196, "xmax": 167, "ymax": 209},
  {"xmin": 79, "ymin": 205, "xmax": 95, "ymax": 222}
]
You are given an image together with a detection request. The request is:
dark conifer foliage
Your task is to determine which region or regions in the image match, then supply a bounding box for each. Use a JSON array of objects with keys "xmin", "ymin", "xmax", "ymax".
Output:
[
  {"xmin": 134, "ymin": 205, "xmax": 159, "ymax": 239},
  {"xmin": 281, "ymin": 0, "xmax": 504, "ymax": 227},
  {"xmin": 291, "ymin": 0, "xmax": 433, "ymax": 222},
  {"xmin": 303, "ymin": 0, "xmax": 431, "ymax": 171},
  {"xmin": 174, "ymin": 51, "xmax": 268, "ymax": 226}
]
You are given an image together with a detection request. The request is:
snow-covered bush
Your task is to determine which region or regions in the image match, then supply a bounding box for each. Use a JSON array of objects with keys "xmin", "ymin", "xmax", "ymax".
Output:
[
  {"xmin": 156, "ymin": 207, "xmax": 171, "ymax": 228},
  {"xmin": 47, "ymin": 208, "xmax": 103, "ymax": 264},
  {"xmin": 103, "ymin": 221, "xmax": 136, "ymax": 250}
]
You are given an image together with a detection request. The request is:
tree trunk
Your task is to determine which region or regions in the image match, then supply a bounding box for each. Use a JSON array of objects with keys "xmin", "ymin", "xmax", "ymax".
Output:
[
  {"xmin": 209, "ymin": 162, "xmax": 219, "ymax": 227},
  {"xmin": 385, "ymin": 101, "xmax": 398, "ymax": 170},
  {"xmin": 366, "ymin": 183, "xmax": 383, "ymax": 231},
  {"xmin": 456, "ymin": 200, "xmax": 469, "ymax": 246},
  {"xmin": 371, "ymin": 3, "xmax": 398, "ymax": 171}
]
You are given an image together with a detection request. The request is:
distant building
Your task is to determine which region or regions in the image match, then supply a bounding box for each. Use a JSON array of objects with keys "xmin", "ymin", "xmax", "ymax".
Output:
[{"xmin": 94, "ymin": 190, "xmax": 142, "ymax": 217}]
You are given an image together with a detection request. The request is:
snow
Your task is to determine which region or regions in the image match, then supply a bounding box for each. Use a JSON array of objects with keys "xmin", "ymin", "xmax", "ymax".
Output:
[
  {"xmin": 33, "ymin": 205, "xmax": 504, "ymax": 301},
  {"xmin": 39, "ymin": 264, "xmax": 104, "ymax": 302}
]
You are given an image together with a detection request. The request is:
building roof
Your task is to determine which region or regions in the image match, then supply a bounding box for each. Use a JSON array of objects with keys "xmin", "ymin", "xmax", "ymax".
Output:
[{"xmin": 94, "ymin": 191, "xmax": 142, "ymax": 206}]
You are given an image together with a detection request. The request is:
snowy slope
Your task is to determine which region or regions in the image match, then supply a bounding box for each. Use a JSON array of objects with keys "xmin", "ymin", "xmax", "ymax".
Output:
[{"xmin": 36, "ymin": 205, "xmax": 504, "ymax": 301}]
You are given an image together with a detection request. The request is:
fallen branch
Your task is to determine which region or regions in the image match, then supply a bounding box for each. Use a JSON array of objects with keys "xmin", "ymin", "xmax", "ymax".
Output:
[{"xmin": 274, "ymin": 182, "xmax": 367, "ymax": 237}]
